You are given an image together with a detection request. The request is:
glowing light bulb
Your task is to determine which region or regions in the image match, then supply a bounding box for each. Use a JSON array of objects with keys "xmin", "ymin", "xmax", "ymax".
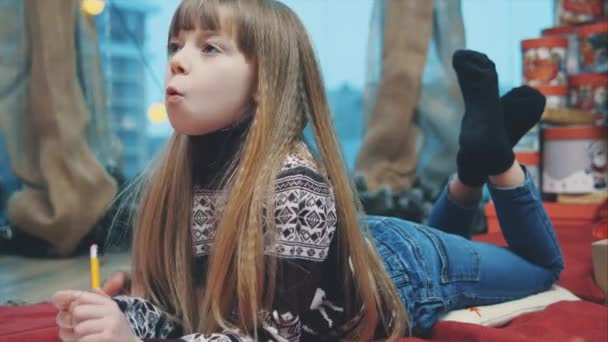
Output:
[
  {"xmin": 82, "ymin": 0, "xmax": 105, "ymax": 16},
  {"xmin": 148, "ymin": 102, "xmax": 168, "ymax": 124}
]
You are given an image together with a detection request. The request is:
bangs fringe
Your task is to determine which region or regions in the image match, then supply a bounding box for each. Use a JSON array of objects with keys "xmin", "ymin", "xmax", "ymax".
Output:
[{"xmin": 168, "ymin": 0, "xmax": 239, "ymax": 39}]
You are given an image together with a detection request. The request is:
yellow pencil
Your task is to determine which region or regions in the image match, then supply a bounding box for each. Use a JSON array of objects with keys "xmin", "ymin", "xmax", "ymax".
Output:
[{"xmin": 90, "ymin": 244, "xmax": 100, "ymax": 289}]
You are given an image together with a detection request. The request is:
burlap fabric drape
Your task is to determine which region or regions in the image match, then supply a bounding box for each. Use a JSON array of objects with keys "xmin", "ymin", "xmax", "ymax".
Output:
[
  {"xmin": 356, "ymin": 0, "xmax": 466, "ymax": 195},
  {"xmin": 0, "ymin": 0, "xmax": 119, "ymax": 256}
]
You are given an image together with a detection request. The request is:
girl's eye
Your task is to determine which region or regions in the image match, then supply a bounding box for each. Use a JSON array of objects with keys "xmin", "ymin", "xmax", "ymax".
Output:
[
  {"xmin": 202, "ymin": 44, "xmax": 221, "ymax": 55},
  {"xmin": 167, "ymin": 42, "xmax": 181, "ymax": 55}
]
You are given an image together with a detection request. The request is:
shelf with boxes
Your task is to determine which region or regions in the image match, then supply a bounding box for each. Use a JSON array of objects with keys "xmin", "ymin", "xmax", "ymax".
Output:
[{"xmin": 486, "ymin": 0, "xmax": 607, "ymax": 232}]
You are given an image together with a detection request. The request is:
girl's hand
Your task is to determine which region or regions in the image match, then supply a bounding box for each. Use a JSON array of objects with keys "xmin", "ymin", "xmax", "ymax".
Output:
[
  {"xmin": 101, "ymin": 271, "xmax": 132, "ymax": 297},
  {"xmin": 51, "ymin": 290, "xmax": 142, "ymax": 342}
]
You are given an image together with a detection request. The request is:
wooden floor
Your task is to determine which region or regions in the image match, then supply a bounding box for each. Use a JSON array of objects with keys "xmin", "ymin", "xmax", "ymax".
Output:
[{"xmin": 0, "ymin": 253, "xmax": 131, "ymax": 305}]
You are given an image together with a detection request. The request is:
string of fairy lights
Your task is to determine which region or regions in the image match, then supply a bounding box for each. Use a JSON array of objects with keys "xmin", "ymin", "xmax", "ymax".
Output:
[{"xmin": 81, "ymin": 0, "xmax": 168, "ymax": 125}]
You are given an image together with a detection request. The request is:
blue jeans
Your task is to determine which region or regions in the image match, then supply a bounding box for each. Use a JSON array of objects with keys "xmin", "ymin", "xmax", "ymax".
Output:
[{"xmin": 368, "ymin": 168, "xmax": 564, "ymax": 336}]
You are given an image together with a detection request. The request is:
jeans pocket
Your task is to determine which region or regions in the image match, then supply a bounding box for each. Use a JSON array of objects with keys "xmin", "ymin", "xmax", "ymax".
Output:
[
  {"xmin": 374, "ymin": 238, "xmax": 412, "ymax": 287},
  {"xmin": 416, "ymin": 225, "xmax": 480, "ymax": 284},
  {"xmin": 371, "ymin": 218, "xmax": 430, "ymax": 289}
]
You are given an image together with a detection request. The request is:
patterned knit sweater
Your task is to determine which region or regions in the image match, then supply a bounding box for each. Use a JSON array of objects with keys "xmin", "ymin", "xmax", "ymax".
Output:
[{"xmin": 113, "ymin": 144, "xmax": 365, "ymax": 341}]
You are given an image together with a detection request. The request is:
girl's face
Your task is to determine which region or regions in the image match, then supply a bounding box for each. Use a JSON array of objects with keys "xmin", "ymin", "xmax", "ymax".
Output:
[{"xmin": 165, "ymin": 28, "xmax": 255, "ymax": 135}]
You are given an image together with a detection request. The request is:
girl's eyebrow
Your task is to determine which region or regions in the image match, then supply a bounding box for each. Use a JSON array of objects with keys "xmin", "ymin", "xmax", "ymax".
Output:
[
  {"xmin": 170, "ymin": 29, "xmax": 234, "ymax": 48},
  {"xmin": 200, "ymin": 30, "xmax": 236, "ymax": 49},
  {"xmin": 171, "ymin": 29, "xmax": 219, "ymax": 40}
]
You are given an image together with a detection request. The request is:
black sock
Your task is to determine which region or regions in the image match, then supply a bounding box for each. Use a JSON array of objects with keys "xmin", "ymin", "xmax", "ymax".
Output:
[
  {"xmin": 449, "ymin": 87, "xmax": 545, "ymax": 187},
  {"xmin": 500, "ymin": 85, "xmax": 546, "ymax": 146},
  {"xmin": 453, "ymin": 50, "xmax": 515, "ymax": 187}
]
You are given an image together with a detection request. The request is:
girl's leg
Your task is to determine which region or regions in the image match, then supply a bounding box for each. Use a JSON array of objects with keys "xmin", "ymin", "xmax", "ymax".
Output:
[
  {"xmin": 434, "ymin": 159, "xmax": 563, "ymax": 274},
  {"xmin": 441, "ymin": 235, "xmax": 563, "ymax": 312},
  {"xmin": 370, "ymin": 178, "xmax": 563, "ymax": 336},
  {"xmin": 404, "ymin": 163, "xmax": 563, "ymax": 332},
  {"xmin": 426, "ymin": 157, "xmax": 526, "ymax": 237},
  {"xmin": 486, "ymin": 161, "xmax": 563, "ymax": 271},
  {"xmin": 427, "ymin": 52, "xmax": 546, "ymax": 237},
  {"xmin": 441, "ymin": 162, "xmax": 563, "ymax": 310},
  {"xmin": 397, "ymin": 50, "xmax": 557, "ymax": 333},
  {"xmin": 426, "ymin": 178, "xmax": 479, "ymax": 238},
  {"xmin": 369, "ymin": 164, "xmax": 563, "ymax": 334}
]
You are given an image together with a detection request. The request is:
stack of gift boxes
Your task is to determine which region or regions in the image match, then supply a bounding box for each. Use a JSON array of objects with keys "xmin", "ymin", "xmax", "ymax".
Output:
[{"xmin": 486, "ymin": 0, "xmax": 607, "ymax": 234}]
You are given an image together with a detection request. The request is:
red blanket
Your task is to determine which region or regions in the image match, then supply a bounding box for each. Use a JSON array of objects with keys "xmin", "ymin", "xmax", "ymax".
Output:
[{"xmin": 1, "ymin": 224, "xmax": 606, "ymax": 342}]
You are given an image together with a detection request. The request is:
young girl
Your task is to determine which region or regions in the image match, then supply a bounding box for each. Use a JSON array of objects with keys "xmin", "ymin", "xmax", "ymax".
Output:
[{"xmin": 51, "ymin": 0, "xmax": 562, "ymax": 341}]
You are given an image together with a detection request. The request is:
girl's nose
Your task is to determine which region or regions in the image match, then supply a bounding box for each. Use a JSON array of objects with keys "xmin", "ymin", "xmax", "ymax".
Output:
[{"xmin": 170, "ymin": 54, "xmax": 189, "ymax": 75}]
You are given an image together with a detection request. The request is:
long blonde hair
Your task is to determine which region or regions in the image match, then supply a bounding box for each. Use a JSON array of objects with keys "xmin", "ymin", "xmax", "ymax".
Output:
[{"xmin": 130, "ymin": 0, "xmax": 408, "ymax": 340}]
